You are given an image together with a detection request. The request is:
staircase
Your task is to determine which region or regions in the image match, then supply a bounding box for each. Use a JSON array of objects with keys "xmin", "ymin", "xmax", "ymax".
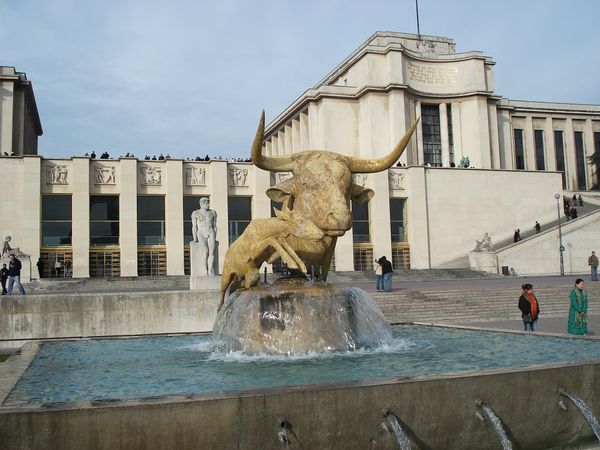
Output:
[
  {"xmin": 493, "ymin": 191, "xmax": 600, "ymax": 252},
  {"xmin": 371, "ymin": 284, "xmax": 600, "ymax": 324}
]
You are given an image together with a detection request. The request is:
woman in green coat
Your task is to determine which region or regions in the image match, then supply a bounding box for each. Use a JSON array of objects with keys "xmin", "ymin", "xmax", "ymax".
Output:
[{"xmin": 568, "ymin": 278, "xmax": 588, "ymax": 335}]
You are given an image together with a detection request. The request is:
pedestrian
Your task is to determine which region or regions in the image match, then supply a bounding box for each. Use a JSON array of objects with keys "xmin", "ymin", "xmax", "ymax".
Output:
[
  {"xmin": 568, "ymin": 279, "xmax": 588, "ymax": 335},
  {"xmin": 588, "ymin": 251, "xmax": 599, "ymax": 281},
  {"xmin": 36, "ymin": 257, "xmax": 44, "ymax": 279},
  {"xmin": 65, "ymin": 257, "xmax": 72, "ymax": 278},
  {"xmin": 374, "ymin": 259, "xmax": 383, "ymax": 292},
  {"xmin": 572, "ymin": 194, "xmax": 577, "ymax": 204},
  {"xmin": 378, "ymin": 256, "xmax": 393, "ymax": 292},
  {"xmin": 534, "ymin": 221, "xmax": 541, "ymax": 234},
  {"xmin": 54, "ymin": 259, "xmax": 62, "ymax": 278},
  {"xmin": 0, "ymin": 263, "xmax": 8, "ymax": 295},
  {"xmin": 578, "ymin": 194, "xmax": 584, "ymax": 206},
  {"xmin": 6, "ymin": 253, "xmax": 25, "ymax": 295},
  {"xmin": 513, "ymin": 228, "xmax": 521, "ymax": 243},
  {"xmin": 518, "ymin": 283, "xmax": 540, "ymax": 331},
  {"xmin": 570, "ymin": 205, "xmax": 578, "ymax": 220}
]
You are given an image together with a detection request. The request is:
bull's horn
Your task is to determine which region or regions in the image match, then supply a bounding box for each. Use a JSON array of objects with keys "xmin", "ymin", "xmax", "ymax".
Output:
[
  {"xmin": 251, "ymin": 110, "xmax": 295, "ymax": 172},
  {"xmin": 349, "ymin": 119, "xmax": 420, "ymax": 173}
]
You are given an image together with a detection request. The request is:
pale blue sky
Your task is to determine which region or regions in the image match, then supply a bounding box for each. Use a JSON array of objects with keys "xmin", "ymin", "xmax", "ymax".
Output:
[{"xmin": 2, "ymin": 0, "xmax": 599, "ymax": 159}]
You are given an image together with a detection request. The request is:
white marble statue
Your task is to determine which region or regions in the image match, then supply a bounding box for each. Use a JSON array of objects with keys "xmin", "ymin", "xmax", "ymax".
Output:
[
  {"xmin": 190, "ymin": 197, "xmax": 217, "ymax": 276},
  {"xmin": 2, "ymin": 235, "xmax": 28, "ymax": 258}
]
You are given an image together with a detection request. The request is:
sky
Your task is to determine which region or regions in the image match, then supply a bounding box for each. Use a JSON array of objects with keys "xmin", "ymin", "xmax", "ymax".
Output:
[{"xmin": 2, "ymin": 0, "xmax": 600, "ymax": 160}]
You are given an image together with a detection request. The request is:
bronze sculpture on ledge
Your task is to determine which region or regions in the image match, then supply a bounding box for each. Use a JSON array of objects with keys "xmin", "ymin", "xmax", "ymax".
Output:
[{"xmin": 219, "ymin": 111, "xmax": 418, "ymax": 308}]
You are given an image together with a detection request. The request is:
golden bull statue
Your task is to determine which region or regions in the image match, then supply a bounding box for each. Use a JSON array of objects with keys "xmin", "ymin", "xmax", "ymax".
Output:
[{"xmin": 219, "ymin": 111, "xmax": 418, "ymax": 307}]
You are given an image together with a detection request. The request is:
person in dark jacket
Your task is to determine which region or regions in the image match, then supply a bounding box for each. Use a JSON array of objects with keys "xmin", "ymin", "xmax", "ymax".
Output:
[
  {"xmin": 36, "ymin": 257, "xmax": 44, "ymax": 279},
  {"xmin": 518, "ymin": 283, "xmax": 540, "ymax": 331},
  {"xmin": 0, "ymin": 263, "xmax": 8, "ymax": 295},
  {"xmin": 378, "ymin": 256, "xmax": 394, "ymax": 292},
  {"xmin": 7, "ymin": 253, "xmax": 25, "ymax": 295}
]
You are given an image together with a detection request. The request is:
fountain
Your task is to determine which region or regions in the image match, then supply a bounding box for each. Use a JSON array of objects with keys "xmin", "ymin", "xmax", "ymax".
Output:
[
  {"xmin": 2, "ymin": 112, "xmax": 600, "ymax": 449},
  {"xmin": 559, "ymin": 389, "xmax": 600, "ymax": 443},
  {"xmin": 213, "ymin": 111, "xmax": 418, "ymax": 354},
  {"xmin": 476, "ymin": 400, "xmax": 514, "ymax": 450},
  {"xmin": 383, "ymin": 410, "xmax": 413, "ymax": 450}
]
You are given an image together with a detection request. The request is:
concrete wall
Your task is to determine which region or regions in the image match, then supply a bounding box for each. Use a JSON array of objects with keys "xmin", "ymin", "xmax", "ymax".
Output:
[
  {"xmin": 497, "ymin": 210, "xmax": 600, "ymax": 275},
  {"xmin": 0, "ymin": 291, "xmax": 220, "ymax": 344},
  {"xmin": 1, "ymin": 360, "xmax": 598, "ymax": 449},
  {"xmin": 401, "ymin": 166, "xmax": 563, "ymax": 269}
]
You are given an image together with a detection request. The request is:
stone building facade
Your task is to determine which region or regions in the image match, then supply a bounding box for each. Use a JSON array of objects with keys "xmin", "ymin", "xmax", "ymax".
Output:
[
  {"xmin": 1, "ymin": 32, "xmax": 599, "ymax": 277},
  {"xmin": 0, "ymin": 67, "xmax": 42, "ymax": 156}
]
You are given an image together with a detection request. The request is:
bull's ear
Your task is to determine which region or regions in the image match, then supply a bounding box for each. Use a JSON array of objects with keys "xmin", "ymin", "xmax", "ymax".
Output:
[
  {"xmin": 266, "ymin": 178, "xmax": 294, "ymax": 202},
  {"xmin": 350, "ymin": 184, "xmax": 374, "ymax": 203}
]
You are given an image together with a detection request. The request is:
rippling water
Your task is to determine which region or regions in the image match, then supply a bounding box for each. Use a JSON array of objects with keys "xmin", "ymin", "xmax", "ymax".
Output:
[{"xmin": 5, "ymin": 326, "xmax": 600, "ymax": 406}]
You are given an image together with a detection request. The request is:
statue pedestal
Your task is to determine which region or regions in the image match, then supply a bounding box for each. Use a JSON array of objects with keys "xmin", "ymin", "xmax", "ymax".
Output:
[
  {"xmin": 190, "ymin": 276, "xmax": 220, "ymax": 291},
  {"xmin": 212, "ymin": 282, "xmax": 392, "ymax": 354},
  {"xmin": 189, "ymin": 241, "xmax": 219, "ymax": 291},
  {"xmin": 469, "ymin": 251, "xmax": 497, "ymax": 274}
]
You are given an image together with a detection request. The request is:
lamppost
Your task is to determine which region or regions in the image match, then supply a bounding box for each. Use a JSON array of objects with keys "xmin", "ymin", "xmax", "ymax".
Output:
[{"xmin": 554, "ymin": 193, "xmax": 565, "ymax": 276}]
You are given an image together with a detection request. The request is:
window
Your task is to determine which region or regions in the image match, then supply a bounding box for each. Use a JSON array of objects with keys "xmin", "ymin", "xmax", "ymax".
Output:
[
  {"xmin": 534, "ymin": 129, "xmax": 545, "ymax": 170},
  {"xmin": 574, "ymin": 131, "xmax": 587, "ymax": 190},
  {"xmin": 228, "ymin": 197, "xmax": 251, "ymax": 244},
  {"xmin": 183, "ymin": 196, "xmax": 208, "ymax": 244},
  {"xmin": 421, "ymin": 104, "xmax": 442, "ymax": 166},
  {"xmin": 137, "ymin": 196, "xmax": 165, "ymax": 245},
  {"xmin": 42, "ymin": 195, "xmax": 72, "ymax": 246},
  {"xmin": 389, "ymin": 199, "xmax": 407, "ymax": 243},
  {"xmin": 352, "ymin": 201, "xmax": 370, "ymax": 243},
  {"xmin": 554, "ymin": 130, "xmax": 566, "ymax": 189},
  {"xmin": 90, "ymin": 196, "xmax": 119, "ymax": 245},
  {"xmin": 514, "ymin": 129, "xmax": 525, "ymax": 170}
]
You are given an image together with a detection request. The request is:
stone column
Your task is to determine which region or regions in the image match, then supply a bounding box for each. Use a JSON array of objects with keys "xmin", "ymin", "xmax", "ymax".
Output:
[
  {"xmin": 415, "ymin": 101, "xmax": 423, "ymax": 165},
  {"xmin": 119, "ymin": 158, "xmax": 138, "ymax": 276},
  {"xmin": 524, "ymin": 116, "xmax": 535, "ymax": 170},
  {"xmin": 71, "ymin": 157, "xmax": 90, "ymax": 278},
  {"xmin": 564, "ymin": 118, "xmax": 576, "ymax": 190},
  {"xmin": 210, "ymin": 161, "xmax": 229, "ymax": 274},
  {"xmin": 488, "ymin": 103, "xmax": 501, "ymax": 170},
  {"xmin": 452, "ymin": 102, "xmax": 464, "ymax": 165},
  {"xmin": 387, "ymin": 90, "xmax": 408, "ymax": 165},
  {"xmin": 439, "ymin": 103, "xmax": 450, "ymax": 167},
  {"xmin": 497, "ymin": 109, "xmax": 512, "ymax": 169},
  {"xmin": 585, "ymin": 119, "xmax": 595, "ymax": 188},
  {"xmin": 370, "ymin": 171, "xmax": 392, "ymax": 261},
  {"xmin": 0, "ymin": 78, "xmax": 14, "ymax": 155},
  {"xmin": 165, "ymin": 159, "xmax": 184, "ymax": 275},
  {"xmin": 21, "ymin": 157, "xmax": 41, "ymax": 281},
  {"xmin": 545, "ymin": 117, "xmax": 556, "ymax": 172},
  {"xmin": 299, "ymin": 111, "xmax": 309, "ymax": 151}
]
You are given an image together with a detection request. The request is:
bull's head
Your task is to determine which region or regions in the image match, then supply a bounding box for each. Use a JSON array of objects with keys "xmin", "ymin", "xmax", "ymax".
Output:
[{"xmin": 252, "ymin": 111, "xmax": 418, "ymax": 236}]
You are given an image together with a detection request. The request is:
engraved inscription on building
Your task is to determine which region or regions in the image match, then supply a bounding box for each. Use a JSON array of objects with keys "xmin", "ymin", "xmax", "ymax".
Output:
[{"xmin": 407, "ymin": 62, "xmax": 458, "ymax": 85}]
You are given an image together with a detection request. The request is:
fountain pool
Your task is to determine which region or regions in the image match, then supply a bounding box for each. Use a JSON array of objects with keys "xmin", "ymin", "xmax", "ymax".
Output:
[
  {"xmin": 4, "ymin": 325, "xmax": 600, "ymax": 407},
  {"xmin": 2, "ymin": 325, "xmax": 600, "ymax": 449}
]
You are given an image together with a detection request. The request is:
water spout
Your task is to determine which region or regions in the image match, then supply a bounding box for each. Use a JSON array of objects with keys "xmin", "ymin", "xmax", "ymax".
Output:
[
  {"xmin": 559, "ymin": 389, "xmax": 600, "ymax": 442},
  {"xmin": 383, "ymin": 410, "xmax": 412, "ymax": 450},
  {"xmin": 476, "ymin": 400, "xmax": 513, "ymax": 450}
]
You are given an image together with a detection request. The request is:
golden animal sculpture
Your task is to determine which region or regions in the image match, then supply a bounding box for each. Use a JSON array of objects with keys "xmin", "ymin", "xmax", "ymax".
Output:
[
  {"xmin": 219, "ymin": 206, "xmax": 325, "ymax": 309},
  {"xmin": 219, "ymin": 111, "xmax": 418, "ymax": 304}
]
